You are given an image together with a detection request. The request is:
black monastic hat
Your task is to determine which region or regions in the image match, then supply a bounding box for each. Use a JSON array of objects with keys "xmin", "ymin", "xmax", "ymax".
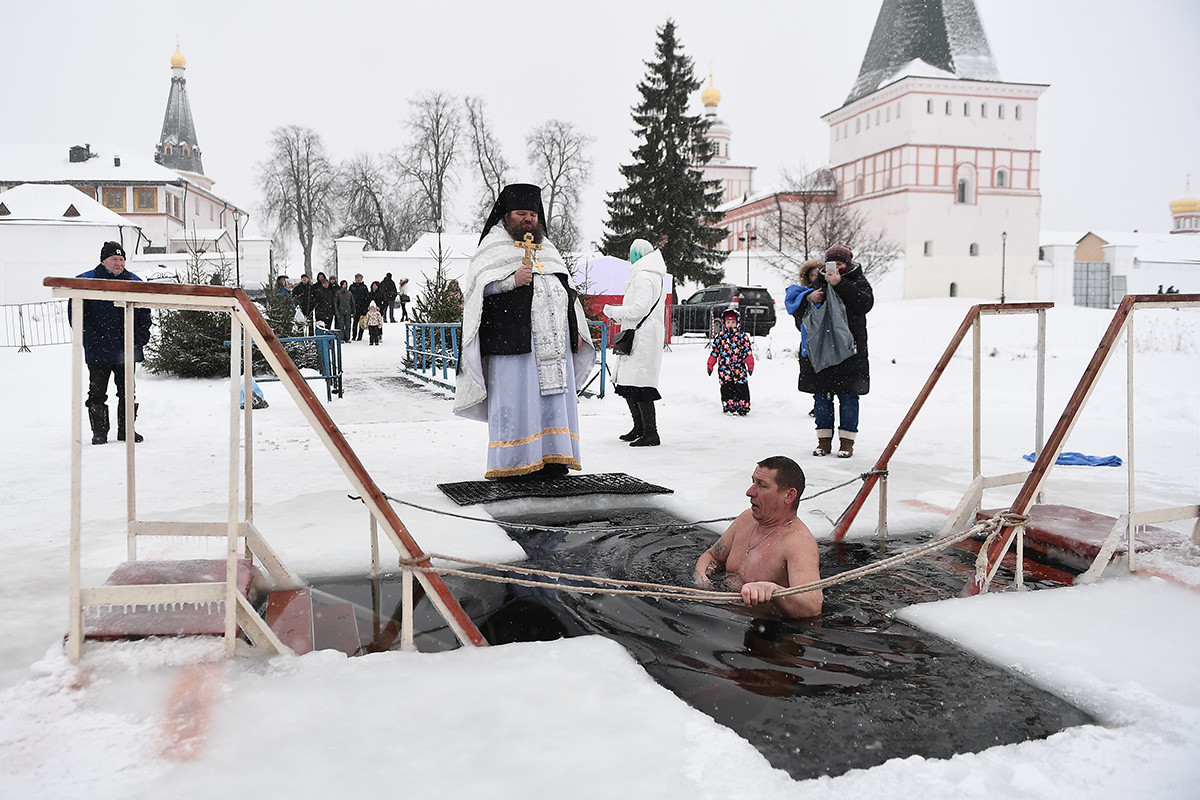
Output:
[{"xmin": 479, "ymin": 183, "xmax": 547, "ymax": 243}]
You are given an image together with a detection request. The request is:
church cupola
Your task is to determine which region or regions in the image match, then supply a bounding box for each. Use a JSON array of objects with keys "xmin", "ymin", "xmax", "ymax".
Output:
[
  {"xmin": 155, "ymin": 44, "xmax": 204, "ymax": 175},
  {"xmin": 1169, "ymin": 176, "xmax": 1199, "ymax": 234},
  {"xmin": 701, "ymin": 75, "xmax": 731, "ymax": 165}
]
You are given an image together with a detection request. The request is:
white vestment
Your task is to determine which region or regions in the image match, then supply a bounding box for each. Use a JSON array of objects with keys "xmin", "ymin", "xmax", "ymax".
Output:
[{"xmin": 454, "ymin": 227, "xmax": 595, "ymax": 478}]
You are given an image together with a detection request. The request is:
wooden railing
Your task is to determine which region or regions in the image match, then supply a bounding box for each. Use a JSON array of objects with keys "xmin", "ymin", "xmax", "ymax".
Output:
[{"xmin": 46, "ymin": 277, "xmax": 486, "ymax": 660}]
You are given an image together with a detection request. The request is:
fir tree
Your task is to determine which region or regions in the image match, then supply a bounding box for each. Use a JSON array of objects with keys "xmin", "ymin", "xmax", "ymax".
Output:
[
  {"xmin": 412, "ymin": 239, "xmax": 463, "ymax": 324},
  {"xmin": 601, "ymin": 19, "xmax": 728, "ymax": 287},
  {"xmin": 144, "ymin": 256, "xmax": 317, "ymax": 379}
]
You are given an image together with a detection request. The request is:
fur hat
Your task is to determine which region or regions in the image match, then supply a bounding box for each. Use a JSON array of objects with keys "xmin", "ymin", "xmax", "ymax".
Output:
[
  {"xmin": 629, "ymin": 238, "xmax": 654, "ymax": 264},
  {"xmin": 799, "ymin": 258, "xmax": 824, "ymax": 287},
  {"xmin": 100, "ymin": 241, "xmax": 126, "ymax": 260}
]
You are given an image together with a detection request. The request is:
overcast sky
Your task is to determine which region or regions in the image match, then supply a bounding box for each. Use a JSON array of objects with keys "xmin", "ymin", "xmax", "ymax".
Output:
[{"xmin": 5, "ymin": 0, "xmax": 1198, "ymax": 248}]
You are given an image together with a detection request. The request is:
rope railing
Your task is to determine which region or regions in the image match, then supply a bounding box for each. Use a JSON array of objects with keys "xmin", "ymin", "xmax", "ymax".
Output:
[{"xmin": 393, "ymin": 511, "xmax": 1030, "ymax": 604}]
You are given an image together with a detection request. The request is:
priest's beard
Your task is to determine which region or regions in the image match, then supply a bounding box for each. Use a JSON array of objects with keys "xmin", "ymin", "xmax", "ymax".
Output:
[{"xmin": 503, "ymin": 216, "xmax": 545, "ymax": 244}]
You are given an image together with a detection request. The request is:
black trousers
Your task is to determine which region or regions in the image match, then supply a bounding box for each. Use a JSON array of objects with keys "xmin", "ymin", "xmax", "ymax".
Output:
[{"xmin": 87, "ymin": 363, "xmax": 132, "ymax": 413}]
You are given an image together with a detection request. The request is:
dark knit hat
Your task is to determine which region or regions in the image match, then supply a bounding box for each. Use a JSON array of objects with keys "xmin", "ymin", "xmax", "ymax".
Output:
[
  {"xmin": 479, "ymin": 183, "xmax": 547, "ymax": 243},
  {"xmin": 100, "ymin": 241, "xmax": 126, "ymax": 260},
  {"xmin": 824, "ymin": 244, "xmax": 854, "ymax": 265}
]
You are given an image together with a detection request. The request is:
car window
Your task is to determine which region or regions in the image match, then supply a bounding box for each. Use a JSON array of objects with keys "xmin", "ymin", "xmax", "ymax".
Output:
[
  {"xmin": 740, "ymin": 288, "xmax": 772, "ymax": 305},
  {"xmin": 701, "ymin": 289, "xmax": 722, "ymax": 302},
  {"xmin": 685, "ymin": 291, "xmax": 705, "ymax": 305}
]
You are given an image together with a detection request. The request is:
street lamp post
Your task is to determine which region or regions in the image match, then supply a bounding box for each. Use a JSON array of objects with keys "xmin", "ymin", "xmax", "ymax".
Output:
[
  {"xmin": 1000, "ymin": 231, "xmax": 1007, "ymax": 304},
  {"xmin": 738, "ymin": 221, "xmax": 757, "ymax": 284}
]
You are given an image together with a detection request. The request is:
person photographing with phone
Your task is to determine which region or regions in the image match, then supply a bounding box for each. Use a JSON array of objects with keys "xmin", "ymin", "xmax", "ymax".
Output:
[{"xmin": 790, "ymin": 244, "xmax": 874, "ymax": 458}]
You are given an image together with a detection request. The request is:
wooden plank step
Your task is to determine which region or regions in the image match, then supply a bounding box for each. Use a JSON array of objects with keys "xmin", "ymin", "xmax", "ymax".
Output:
[
  {"xmin": 313, "ymin": 602, "xmax": 362, "ymax": 656},
  {"xmin": 264, "ymin": 588, "xmax": 315, "ymax": 655},
  {"xmin": 978, "ymin": 504, "xmax": 1189, "ymax": 570},
  {"xmin": 84, "ymin": 559, "xmax": 253, "ymax": 639}
]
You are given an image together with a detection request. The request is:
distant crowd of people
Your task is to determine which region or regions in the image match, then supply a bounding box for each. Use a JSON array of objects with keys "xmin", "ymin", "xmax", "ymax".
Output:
[{"xmin": 275, "ymin": 271, "xmax": 410, "ymax": 342}]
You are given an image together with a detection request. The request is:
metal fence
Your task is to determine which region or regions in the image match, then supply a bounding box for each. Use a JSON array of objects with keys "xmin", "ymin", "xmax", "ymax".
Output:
[
  {"xmin": 1, "ymin": 299, "xmax": 71, "ymax": 350},
  {"xmin": 402, "ymin": 320, "xmax": 609, "ymax": 397}
]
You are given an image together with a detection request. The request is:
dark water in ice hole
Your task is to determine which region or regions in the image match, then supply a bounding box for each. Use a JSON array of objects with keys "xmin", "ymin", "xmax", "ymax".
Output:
[{"xmin": 308, "ymin": 506, "xmax": 1094, "ymax": 781}]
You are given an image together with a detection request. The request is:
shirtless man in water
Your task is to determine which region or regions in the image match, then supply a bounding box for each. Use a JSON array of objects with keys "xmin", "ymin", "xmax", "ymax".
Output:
[{"xmin": 694, "ymin": 456, "xmax": 823, "ymax": 618}]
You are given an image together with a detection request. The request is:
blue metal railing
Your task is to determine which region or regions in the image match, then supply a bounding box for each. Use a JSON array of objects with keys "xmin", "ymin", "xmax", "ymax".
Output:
[
  {"xmin": 229, "ymin": 327, "xmax": 343, "ymax": 401},
  {"xmin": 402, "ymin": 320, "xmax": 609, "ymax": 397}
]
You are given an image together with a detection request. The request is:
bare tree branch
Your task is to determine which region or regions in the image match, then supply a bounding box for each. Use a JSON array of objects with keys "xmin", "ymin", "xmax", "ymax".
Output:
[
  {"xmin": 256, "ymin": 125, "xmax": 338, "ymax": 277},
  {"xmin": 464, "ymin": 96, "xmax": 512, "ymax": 229},
  {"xmin": 396, "ymin": 91, "xmax": 462, "ymax": 232},
  {"xmin": 526, "ymin": 119, "xmax": 593, "ymax": 256}
]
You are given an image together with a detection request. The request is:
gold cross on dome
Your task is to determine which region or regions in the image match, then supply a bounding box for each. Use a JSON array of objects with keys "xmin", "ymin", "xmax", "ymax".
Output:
[{"xmin": 514, "ymin": 233, "xmax": 544, "ymax": 273}]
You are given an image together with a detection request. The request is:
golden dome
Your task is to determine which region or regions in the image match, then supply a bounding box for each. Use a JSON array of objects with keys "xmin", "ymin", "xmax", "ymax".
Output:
[
  {"xmin": 701, "ymin": 75, "xmax": 721, "ymax": 108},
  {"xmin": 170, "ymin": 45, "xmax": 186, "ymax": 69},
  {"xmin": 1171, "ymin": 177, "xmax": 1198, "ymax": 213}
]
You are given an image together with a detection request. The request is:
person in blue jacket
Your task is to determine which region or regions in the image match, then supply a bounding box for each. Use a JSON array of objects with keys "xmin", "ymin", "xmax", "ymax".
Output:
[{"xmin": 69, "ymin": 242, "xmax": 153, "ymax": 445}]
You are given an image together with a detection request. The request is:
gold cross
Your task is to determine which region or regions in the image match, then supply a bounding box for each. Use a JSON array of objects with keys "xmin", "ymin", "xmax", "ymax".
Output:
[{"xmin": 514, "ymin": 233, "xmax": 544, "ymax": 273}]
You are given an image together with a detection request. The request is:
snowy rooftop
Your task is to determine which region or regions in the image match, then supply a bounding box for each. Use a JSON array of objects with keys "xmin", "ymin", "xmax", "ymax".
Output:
[
  {"xmin": 0, "ymin": 182, "xmax": 130, "ymax": 226},
  {"xmin": 0, "ymin": 142, "xmax": 184, "ymax": 184}
]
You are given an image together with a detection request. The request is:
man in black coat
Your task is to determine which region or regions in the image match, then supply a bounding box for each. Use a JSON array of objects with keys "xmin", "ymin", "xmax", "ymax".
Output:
[
  {"xmin": 792, "ymin": 244, "xmax": 873, "ymax": 458},
  {"xmin": 69, "ymin": 242, "xmax": 153, "ymax": 445},
  {"xmin": 349, "ymin": 273, "xmax": 371, "ymax": 341},
  {"xmin": 292, "ymin": 274, "xmax": 315, "ymax": 334},
  {"xmin": 379, "ymin": 273, "xmax": 398, "ymax": 322}
]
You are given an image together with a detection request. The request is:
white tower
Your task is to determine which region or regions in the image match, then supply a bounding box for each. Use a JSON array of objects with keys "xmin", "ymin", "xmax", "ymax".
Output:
[{"xmin": 823, "ymin": 0, "xmax": 1047, "ymax": 300}]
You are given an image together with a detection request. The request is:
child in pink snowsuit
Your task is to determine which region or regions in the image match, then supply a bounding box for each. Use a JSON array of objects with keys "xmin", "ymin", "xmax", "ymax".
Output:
[{"xmin": 707, "ymin": 309, "xmax": 755, "ymax": 415}]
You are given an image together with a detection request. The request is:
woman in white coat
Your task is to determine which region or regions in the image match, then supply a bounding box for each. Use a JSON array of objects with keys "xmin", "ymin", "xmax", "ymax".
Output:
[{"xmin": 603, "ymin": 238, "xmax": 667, "ymax": 446}]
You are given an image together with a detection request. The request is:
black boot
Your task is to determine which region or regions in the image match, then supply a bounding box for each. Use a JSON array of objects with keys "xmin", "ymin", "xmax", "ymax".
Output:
[
  {"xmin": 87, "ymin": 402, "xmax": 109, "ymax": 445},
  {"xmin": 631, "ymin": 401, "xmax": 660, "ymax": 447},
  {"xmin": 117, "ymin": 401, "xmax": 143, "ymax": 443},
  {"xmin": 619, "ymin": 398, "xmax": 643, "ymax": 441}
]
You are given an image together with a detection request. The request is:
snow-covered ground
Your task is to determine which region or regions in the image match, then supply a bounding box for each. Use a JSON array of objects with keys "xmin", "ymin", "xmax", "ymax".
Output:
[{"xmin": 1, "ymin": 295, "xmax": 1198, "ymax": 798}]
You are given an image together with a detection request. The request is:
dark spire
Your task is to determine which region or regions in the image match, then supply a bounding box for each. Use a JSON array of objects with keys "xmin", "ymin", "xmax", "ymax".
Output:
[
  {"xmin": 845, "ymin": 0, "xmax": 1001, "ymax": 106},
  {"xmin": 155, "ymin": 45, "xmax": 204, "ymax": 175}
]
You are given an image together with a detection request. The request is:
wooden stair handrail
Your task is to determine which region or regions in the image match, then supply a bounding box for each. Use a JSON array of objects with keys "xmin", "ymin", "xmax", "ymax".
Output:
[
  {"xmin": 45, "ymin": 276, "xmax": 487, "ymax": 647},
  {"xmin": 830, "ymin": 302, "xmax": 1053, "ymax": 541},
  {"xmin": 969, "ymin": 292, "xmax": 1200, "ymax": 594}
]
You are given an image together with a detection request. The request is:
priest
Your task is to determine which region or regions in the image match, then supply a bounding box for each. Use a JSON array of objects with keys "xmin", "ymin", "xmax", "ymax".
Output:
[{"xmin": 454, "ymin": 183, "xmax": 595, "ymax": 480}]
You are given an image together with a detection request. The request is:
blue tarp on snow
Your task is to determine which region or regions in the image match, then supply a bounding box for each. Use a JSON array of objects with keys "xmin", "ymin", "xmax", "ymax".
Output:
[{"xmin": 1022, "ymin": 451, "xmax": 1123, "ymax": 467}]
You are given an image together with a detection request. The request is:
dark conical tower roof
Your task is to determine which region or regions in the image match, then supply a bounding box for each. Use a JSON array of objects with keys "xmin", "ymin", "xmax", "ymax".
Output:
[
  {"xmin": 845, "ymin": 0, "xmax": 1001, "ymax": 105},
  {"xmin": 155, "ymin": 45, "xmax": 204, "ymax": 175}
]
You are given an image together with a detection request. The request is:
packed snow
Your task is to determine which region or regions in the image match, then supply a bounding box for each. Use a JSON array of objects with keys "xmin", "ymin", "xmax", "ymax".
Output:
[{"xmin": 1, "ymin": 286, "xmax": 1198, "ymax": 798}]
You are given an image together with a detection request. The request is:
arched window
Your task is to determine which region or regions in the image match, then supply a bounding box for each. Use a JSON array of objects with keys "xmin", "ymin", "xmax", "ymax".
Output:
[
  {"xmin": 964, "ymin": 102, "xmax": 970, "ymax": 116},
  {"xmin": 1015, "ymin": 105, "xmax": 1023, "ymax": 121},
  {"xmin": 181, "ymin": 143, "xmax": 190, "ymax": 157},
  {"xmin": 927, "ymin": 99, "xmax": 934, "ymax": 114},
  {"xmin": 995, "ymin": 169, "xmax": 1008, "ymax": 188},
  {"xmin": 981, "ymin": 103, "xmax": 988, "ymax": 118},
  {"xmin": 998, "ymin": 104, "xmax": 1005, "ymax": 119},
  {"xmin": 955, "ymin": 163, "xmax": 977, "ymax": 205},
  {"xmin": 855, "ymin": 176, "xmax": 864, "ymax": 196},
  {"xmin": 945, "ymin": 100, "xmax": 953, "ymax": 115},
  {"xmin": 949, "ymin": 282, "xmax": 958, "ymax": 297},
  {"xmin": 969, "ymin": 243, "xmax": 979, "ymax": 256},
  {"xmin": 856, "ymin": 118, "xmax": 861, "ymax": 133},
  {"xmin": 164, "ymin": 142, "xmax": 173, "ymax": 155},
  {"xmin": 924, "ymin": 240, "xmax": 934, "ymax": 256}
]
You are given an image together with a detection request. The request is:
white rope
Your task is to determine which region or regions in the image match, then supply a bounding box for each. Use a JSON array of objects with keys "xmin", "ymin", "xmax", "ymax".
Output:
[{"xmin": 397, "ymin": 510, "xmax": 1030, "ymax": 604}]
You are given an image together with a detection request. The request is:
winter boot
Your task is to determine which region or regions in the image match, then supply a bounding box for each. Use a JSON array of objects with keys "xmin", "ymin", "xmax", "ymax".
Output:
[
  {"xmin": 836, "ymin": 433, "xmax": 855, "ymax": 459},
  {"xmin": 117, "ymin": 402, "xmax": 143, "ymax": 443},
  {"xmin": 619, "ymin": 398, "xmax": 644, "ymax": 441},
  {"xmin": 813, "ymin": 435, "xmax": 833, "ymax": 457},
  {"xmin": 87, "ymin": 402, "xmax": 109, "ymax": 446},
  {"xmin": 631, "ymin": 401, "xmax": 660, "ymax": 447}
]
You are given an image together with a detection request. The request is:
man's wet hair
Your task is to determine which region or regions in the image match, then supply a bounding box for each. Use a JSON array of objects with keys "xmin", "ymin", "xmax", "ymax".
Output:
[{"xmin": 757, "ymin": 455, "xmax": 806, "ymax": 509}]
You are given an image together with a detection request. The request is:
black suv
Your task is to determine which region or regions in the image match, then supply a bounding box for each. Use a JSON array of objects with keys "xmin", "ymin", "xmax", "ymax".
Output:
[{"xmin": 671, "ymin": 284, "xmax": 776, "ymax": 337}]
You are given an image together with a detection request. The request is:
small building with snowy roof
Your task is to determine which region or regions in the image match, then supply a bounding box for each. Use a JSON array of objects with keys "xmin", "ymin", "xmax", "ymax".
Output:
[{"xmin": 0, "ymin": 183, "xmax": 139, "ymax": 303}]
